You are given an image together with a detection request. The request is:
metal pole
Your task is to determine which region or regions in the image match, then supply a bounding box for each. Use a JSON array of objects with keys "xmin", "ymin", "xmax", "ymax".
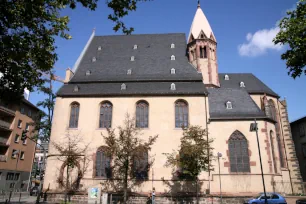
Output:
[
  {"xmin": 36, "ymin": 146, "xmax": 46, "ymax": 204},
  {"xmin": 218, "ymin": 153, "xmax": 222, "ymax": 204},
  {"xmin": 9, "ymin": 150, "xmax": 20, "ymax": 203},
  {"xmin": 254, "ymin": 119, "xmax": 268, "ymax": 204}
]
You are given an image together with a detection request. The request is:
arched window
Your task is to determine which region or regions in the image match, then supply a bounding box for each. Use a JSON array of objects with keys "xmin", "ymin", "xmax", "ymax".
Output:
[
  {"xmin": 171, "ymin": 68, "xmax": 176, "ymax": 74},
  {"xmin": 175, "ymin": 100, "xmax": 188, "ymax": 128},
  {"xmin": 131, "ymin": 56, "xmax": 135, "ymax": 61},
  {"xmin": 171, "ymin": 55, "xmax": 175, "ymax": 60},
  {"xmin": 240, "ymin": 82, "xmax": 245, "ymax": 87},
  {"xmin": 121, "ymin": 83, "xmax": 126, "ymax": 90},
  {"xmin": 69, "ymin": 102, "xmax": 79, "ymax": 128},
  {"xmin": 226, "ymin": 101, "xmax": 232, "ymax": 109},
  {"xmin": 99, "ymin": 102, "xmax": 113, "ymax": 128},
  {"xmin": 270, "ymin": 131, "xmax": 278, "ymax": 173},
  {"xmin": 171, "ymin": 43, "xmax": 175, "ymax": 48},
  {"xmin": 228, "ymin": 130, "xmax": 250, "ymax": 172},
  {"xmin": 133, "ymin": 45, "xmax": 138, "ymax": 49},
  {"xmin": 96, "ymin": 146, "xmax": 111, "ymax": 178},
  {"xmin": 92, "ymin": 57, "xmax": 96, "ymax": 62},
  {"xmin": 224, "ymin": 74, "xmax": 229, "ymax": 80},
  {"xmin": 136, "ymin": 101, "xmax": 149, "ymax": 128},
  {"xmin": 133, "ymin": 148, "xmax": 148, "ymax": 180},
  {"xmin": 200, "ymin": 47, "xmax": 207, "ymax": 58},
  {"xmin": 171, "ymin": 83, "xmax": 176, "ymax": 90}
]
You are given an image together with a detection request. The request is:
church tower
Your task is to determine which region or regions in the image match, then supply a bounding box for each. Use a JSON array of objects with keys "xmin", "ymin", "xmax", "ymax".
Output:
[{"xmin": 187, "ymin": 1, "xmax": 220, "ymax": 87}]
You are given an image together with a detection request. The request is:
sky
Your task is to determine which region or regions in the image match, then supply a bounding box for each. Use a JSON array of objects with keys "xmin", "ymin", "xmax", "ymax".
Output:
[{"xmin": 29, "ymin": 0, "xmax": 305, "ymax": 122}]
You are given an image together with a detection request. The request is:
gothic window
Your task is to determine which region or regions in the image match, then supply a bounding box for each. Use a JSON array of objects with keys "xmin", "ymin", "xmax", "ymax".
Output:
[
  {"xmin": 136, "ymin": 101, "xmax": 149, "ymax": 128},
  {"xmin": 175, "ymin": 100, "xmax": 188, "ymax": 128},
  {"xmin": 96, "ymin": 147, "xmax": 111, "ymax": 178},
  {"xmin": 240, "ymin": 82, "xmax": 245, "ymax": 87},
  {"xmin": 171, "ymin": 55, "xmax": 175, "ymax": 60},
  {"xmin": 199, "ymin": 46, "xmax": 208, "ymax": 58},
  {"xmin": 69, "ymin": 102, "xmax": 79, "ymax": 128},
  {"xmin": 228, "ymin": 130, "xmax": 250, "ymax": 172},
  {"xmin": 132, "ymin": 148, "xmax": 149, "ymax": 180},
  {"xmin": 73, "ymin": 85, "xmax": 79, "ymax": 92},
  {"xmin": 99, "ymin": 102, "xmax": 113, "ymax": 128},
  {"xmin": 270, "ymin": 131, "xmax": 278, "ymax": 173},
  {"xmin": 224, "ymin": 75, "xmax": 229, "ymax": 80}
]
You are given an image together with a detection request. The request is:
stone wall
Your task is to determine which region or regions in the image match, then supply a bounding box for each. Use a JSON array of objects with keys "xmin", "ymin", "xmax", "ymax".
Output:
[{"xmin": 46, "ymin": 193, "xmax": 252, "ymax": 204}]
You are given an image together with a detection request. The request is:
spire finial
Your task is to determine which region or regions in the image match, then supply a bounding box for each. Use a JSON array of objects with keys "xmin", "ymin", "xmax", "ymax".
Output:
[{"xmin": 197, "ymin": 0, "xmax": 200, "ymax": 8}]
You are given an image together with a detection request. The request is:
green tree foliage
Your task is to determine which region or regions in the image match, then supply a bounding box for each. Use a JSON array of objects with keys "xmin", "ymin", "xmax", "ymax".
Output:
[
  {"xmin": 101, "ymin": 113, "xmax": 158, "ymax": 204},
  {"xmin": 164, "ymin": 126, "xmax": 214, "ymax": 180},
  {"xmin": 0, "ymin": 0, "xmax": 150, "ymax": 101},
  {"xmin": 274, "ymin": 0, "xmax": 306, "ymax": 78}
]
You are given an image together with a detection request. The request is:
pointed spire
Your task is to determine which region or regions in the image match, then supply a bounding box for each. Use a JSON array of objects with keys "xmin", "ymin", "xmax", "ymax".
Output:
[{"xmin": 188, "ymin": 3, "xmax": 216, "ymax": 42}]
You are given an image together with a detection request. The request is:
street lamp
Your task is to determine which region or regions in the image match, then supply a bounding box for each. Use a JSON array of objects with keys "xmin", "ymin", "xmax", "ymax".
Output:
[
  {"xmin": 217, "ymin": 152, "xmax": 222, "ymax": 204},
  {"xmin": 250, "ymin": 119, "xmax": 268, "ymax": 204}
]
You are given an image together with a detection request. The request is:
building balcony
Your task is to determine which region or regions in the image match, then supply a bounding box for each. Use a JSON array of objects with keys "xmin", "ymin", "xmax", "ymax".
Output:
[
  {"xmin": 0, "ymin": 119, "xmax": 12, "ymax": 131},
  {"xmin": 0, "ymin": 105, "xmax": 15, "ymax": 117},
  {"xmin": 0, "ymin": 136, "xmax": 8, "ymax": 146},
  {"xmin": 0, "ymin": 155, "xmax": 7, "ymax": 162}
]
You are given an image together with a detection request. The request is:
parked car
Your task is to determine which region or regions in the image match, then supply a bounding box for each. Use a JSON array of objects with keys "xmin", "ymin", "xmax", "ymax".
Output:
[
  {"xmin": 296, "ymin": 199, "xmax": 306, "ymax": 204},
  {"xmin": 245, "ymin": 193, "xmax": 287, "ymax": 204},
  {"xmin": 30, "ymin": 186, "xmax": 38, "ymax": 196}
]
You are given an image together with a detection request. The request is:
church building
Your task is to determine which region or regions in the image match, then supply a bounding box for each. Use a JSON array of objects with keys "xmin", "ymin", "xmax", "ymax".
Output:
[{"xmin": 44, "ymin": 2, "xmax": 303, "ymax": 200}]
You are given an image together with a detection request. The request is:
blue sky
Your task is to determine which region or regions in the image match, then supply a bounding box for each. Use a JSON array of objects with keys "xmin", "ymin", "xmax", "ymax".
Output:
[{"xmin": 29, "ymin": 0, "xmax": 305, "ymax": 122}]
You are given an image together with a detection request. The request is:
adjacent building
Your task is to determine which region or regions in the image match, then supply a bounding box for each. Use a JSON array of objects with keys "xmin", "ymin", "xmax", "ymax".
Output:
[
  {"xmin": 0, "ymin": 99, "xmax": 40, "ymax": 191},
  {"xmin": 291, "ymin": 116, "xmax": 306, "ymax": 182},
  {"xmin": 44, "ymin": 2, "xmax": 303, "ymax": 199}
]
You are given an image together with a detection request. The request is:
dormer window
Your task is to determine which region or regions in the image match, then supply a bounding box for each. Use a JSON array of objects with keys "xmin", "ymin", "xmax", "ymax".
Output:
[
  {"xmin": 92, "ymin": 57, "xmax": 96, "ymax": 62},
  {"xmin": 121, "ymin": 83, "xmax": 126, "ymax": 90},
  {"xmin": 98, "ymin": 46, "xmax": 102, "ymax": 51},
  {"xmin": 226, "ymin": 101, "xmax": 232, "ymax": 109},
  {"xmin": 240, "ymin": 81, "xmax": 245, "ymax": 87},
  {"xmin": 127, "ymin": 69, "xmax": 132, "ymax": 75},
  {"xmin": 171, "ymin": 55, "xmax": 175, "ymax": 60},
  {"xmin": 74, "ymin": 85, "xmax": 79, "ymax": 92},
  {"xmin": 86, "ymin": 70, "xmax": 91, "ymax": 76},
  {"xmin": 133, "ymin": 45, "xmax": 138, "ymax": 50},
  {"xmin": 171, "ymin": 68, "xmax": 176, "ymax": 74},
  {"xmin": 170, "ymin": 83, "xmax": 176, "ymax": 90},
  {"xmin": 224, "ymin": 75, "xmax": 229, "ymax": 80},
  {"xmin": 131, "ymin": 56, "xmax": 135, "ymax": 61},
  {"xmin": 171, "ymin": 43, "xmax": 175, "ymax": 48}
]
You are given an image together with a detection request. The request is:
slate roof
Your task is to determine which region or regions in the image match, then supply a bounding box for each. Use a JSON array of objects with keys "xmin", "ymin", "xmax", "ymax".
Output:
[
  {"xmin": 58, "ymin": 33, "xmax": 208, "ymax": 97},
  {"xmin": 70, "ymin": 33, "xmax": 202, "ymax": 82},
  {"xmin": 208, "ymin": 88, "xmax": 266, "ymax": 120},
  {"xmin": 57, "ymin": 82, "xmax": 207, "ymax": 97},
  {"xmin": 219, "ymin": 73, "xmax": 279, "ymax": 97}
]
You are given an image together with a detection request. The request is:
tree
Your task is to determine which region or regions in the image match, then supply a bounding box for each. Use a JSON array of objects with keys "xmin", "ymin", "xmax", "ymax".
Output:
[
  {"xmin": 163, "ymin": 126, "xmax": 213, "ymax": 203},
  {"xmin": 32, "ymin": 73, "xmax": 56, "ymax": 142},
  {"xmin": 101, "ymin": 113, "xmax": 158, "ymax": 204},
  {"xmin": 0, "ymin": 0, "xmax": 151, "ymax": 102},
  {"xmin": 273, "ymin": 0, "xmax": 306, "ymax": 78},
  {"xmin": 52, "ymin": 131, "xmax": 91, "ymax": 204}
]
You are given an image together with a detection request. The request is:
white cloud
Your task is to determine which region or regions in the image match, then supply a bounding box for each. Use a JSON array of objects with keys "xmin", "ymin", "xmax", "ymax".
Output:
[{"xmin": 238, "ymin": 27, "xmax": 283, "ymax": 57}]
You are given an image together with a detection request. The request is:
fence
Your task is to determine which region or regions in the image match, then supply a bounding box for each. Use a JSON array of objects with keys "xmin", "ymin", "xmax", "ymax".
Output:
[{"xmin": 0, "ymin": 190, "xmax": 33, "ymax": 203}]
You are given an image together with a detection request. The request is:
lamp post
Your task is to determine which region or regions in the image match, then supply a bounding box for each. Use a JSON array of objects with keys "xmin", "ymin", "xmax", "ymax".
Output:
[
  {"xmin": 250, "ymin": 119, "xmax": 267, "ymax": 204},
  {"xmin": 217, "ymin": 152, "xmax": 222, "ymax": 204}
]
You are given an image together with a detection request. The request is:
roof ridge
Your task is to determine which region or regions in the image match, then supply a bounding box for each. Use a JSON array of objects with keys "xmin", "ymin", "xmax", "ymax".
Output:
[{"xmin": 94, "ymin": 33, "xmax": 186, "ymax": 37}]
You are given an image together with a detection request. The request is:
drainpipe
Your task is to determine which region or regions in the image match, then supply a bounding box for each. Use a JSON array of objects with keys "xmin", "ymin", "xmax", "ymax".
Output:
[
  {"xmin": 204, "ymin": 95, "xmax": 210, "ymax": 194},
  {"xmin": 277, "ymin": 99, "xmax": 294, "ymax": 194}
]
